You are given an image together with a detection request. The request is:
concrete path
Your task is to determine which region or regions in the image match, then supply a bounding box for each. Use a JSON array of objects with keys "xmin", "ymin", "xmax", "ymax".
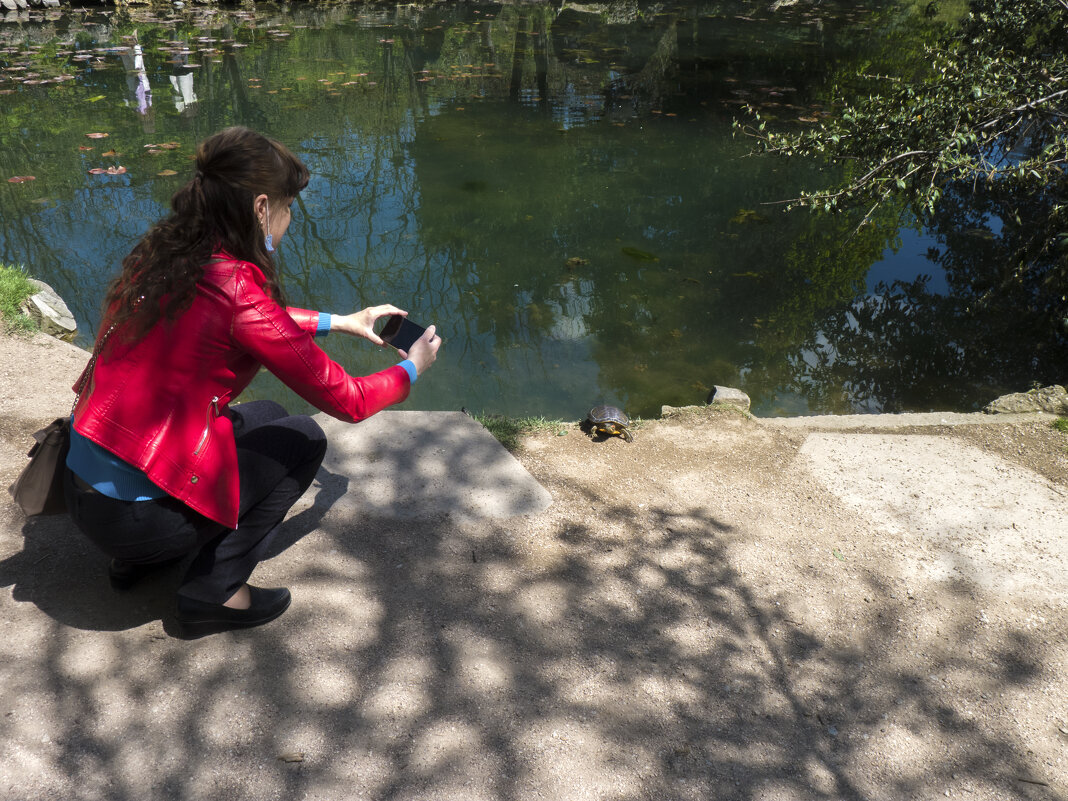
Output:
[
  {"xmin": 798, "ymin": 431, "xmax": 1068, "ymax": 596},
  {"xmin": 1, "ymin": 331, "xmax": 1066, "ymax": 801}
]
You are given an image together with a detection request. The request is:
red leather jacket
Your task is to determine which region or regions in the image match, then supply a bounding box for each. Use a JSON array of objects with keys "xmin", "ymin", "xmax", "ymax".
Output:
[{"xmin": 72, "ymin": 256, "xmax": 410, "ymax": 527}]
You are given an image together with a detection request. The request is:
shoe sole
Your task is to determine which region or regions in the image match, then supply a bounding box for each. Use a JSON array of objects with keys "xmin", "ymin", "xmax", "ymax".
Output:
[{"xmin": 176, "ymin": 594, "xmax": 292, "ymax": 639}]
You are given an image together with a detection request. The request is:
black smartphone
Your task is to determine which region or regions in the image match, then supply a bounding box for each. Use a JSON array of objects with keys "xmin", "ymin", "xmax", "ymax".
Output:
[{"xmin": 378, "ymin": 314, "xmax": 426, "ymax": 353}]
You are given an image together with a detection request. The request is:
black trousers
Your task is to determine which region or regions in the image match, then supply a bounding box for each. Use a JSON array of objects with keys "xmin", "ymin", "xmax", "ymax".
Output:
[{"xmin": 64, "ymin": 400, "xmax": 327, "ymax": 604}]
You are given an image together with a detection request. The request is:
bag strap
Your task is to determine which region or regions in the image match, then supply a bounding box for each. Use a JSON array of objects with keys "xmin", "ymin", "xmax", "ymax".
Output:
[{"xmin": 70, "ymin": 323, "xmax": 115, "ymax": 416}]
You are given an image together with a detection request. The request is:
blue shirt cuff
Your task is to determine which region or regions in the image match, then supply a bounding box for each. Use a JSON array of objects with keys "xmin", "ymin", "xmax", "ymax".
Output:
[
  {"xmin": 315, "ymin": 312, "xmax": 332, "ymax": 337},
  {"xmin": 397, "ymin": 359, "xmax": 417, "ymax": 384}
]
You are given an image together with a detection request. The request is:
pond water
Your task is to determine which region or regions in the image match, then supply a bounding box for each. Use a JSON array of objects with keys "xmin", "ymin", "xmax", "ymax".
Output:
[{"xmin": 0, "ymin": 1, "xmax": 1050, "ymax": 418}]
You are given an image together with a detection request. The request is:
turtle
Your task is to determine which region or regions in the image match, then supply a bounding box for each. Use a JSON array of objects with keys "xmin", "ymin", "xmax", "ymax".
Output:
[{"xmin": 585, "ymin": 405, "xmax": 634, "ymax": 442}]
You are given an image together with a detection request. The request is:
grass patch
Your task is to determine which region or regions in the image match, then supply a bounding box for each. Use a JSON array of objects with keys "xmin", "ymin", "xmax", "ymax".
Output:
[
  {"xmin": 473, "ymin": 412, "xmax": 569, "ymax": 451},
  {"xmin": 1052, "ymin": 417, "xmax": 1068, "ymax": 434},
  {"xmin": 0, "ymin": 264, "xmax": 39, "ymax": 334}
]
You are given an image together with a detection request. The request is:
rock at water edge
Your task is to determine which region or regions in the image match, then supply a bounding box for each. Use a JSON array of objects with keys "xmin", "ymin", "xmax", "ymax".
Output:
[
  {"xmin": 21, "ymin": 278, "xmax": 77, "ymax": 342},
  {"xmin": 983, "ymin": 385, "xmax": 1068, "ymax": 415},
  {"xmin": 707, "ymin": 385, "xmax": 752, "ymax": 412}
]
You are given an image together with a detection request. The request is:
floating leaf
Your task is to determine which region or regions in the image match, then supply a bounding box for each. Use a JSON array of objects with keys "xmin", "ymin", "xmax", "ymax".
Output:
[
  {"xmin": 102, "ymin": 149, "xmax": 118, "ymax": 157},
  {"xmin": 78, "ymin": 146, "xmax": 94, "ymax": 152},
  {"xmin": 106, "ymin": 166, "xmax": 127, "ymax": 175},
  {"xmin": 86, "ymin": 95, "xmax": 107, "ymax": 103},
  {"xmin": 7, "ymin": 175, "xmax": 36, "ymax": 183},
  {"xmin": 157, "ymin": 169, "xmax": 178, "ymax": 176},
  {"xmin": 621, "ymin": 246, "xmax": 659, "ymax": 262},
  {"xmin": 85, "ymin": 132, "xmax": 109, "ymax": 139},
  {"xmin": 87, "ymin": 168, "xmax": 106, "ymax": 174}
]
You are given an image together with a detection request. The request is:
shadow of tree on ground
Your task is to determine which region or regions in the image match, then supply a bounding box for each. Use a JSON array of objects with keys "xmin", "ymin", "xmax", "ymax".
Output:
[{"xmin": 0, "ymin": 462, "xmax": 1063, "ymax": 800}]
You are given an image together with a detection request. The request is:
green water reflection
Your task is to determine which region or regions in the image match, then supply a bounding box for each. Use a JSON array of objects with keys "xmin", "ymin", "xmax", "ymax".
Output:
[{"xmin": 1, "ymin": 1, "xmax": 1051, "ymax": 417}]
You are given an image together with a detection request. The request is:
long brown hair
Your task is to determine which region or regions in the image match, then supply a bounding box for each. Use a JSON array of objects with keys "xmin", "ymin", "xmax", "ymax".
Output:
[{"xmin": 102, "ymin": 126, "xmax": 310, "ymax": 342}]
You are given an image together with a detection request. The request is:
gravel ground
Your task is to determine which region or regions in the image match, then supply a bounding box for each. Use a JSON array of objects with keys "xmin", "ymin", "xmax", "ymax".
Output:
[{"xmin": 1, "ymin": 330, "xmax": 1066, "ymax": 801}]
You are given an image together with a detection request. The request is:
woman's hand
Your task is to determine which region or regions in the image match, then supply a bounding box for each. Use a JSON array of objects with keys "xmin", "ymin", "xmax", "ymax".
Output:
[
  {"xmin": 332, "ymin": 305, "xmax": 406, "ymax": 346},
  {"xmin": 400, "ymin": 325, "xmax": 441, "ymax": 377}
]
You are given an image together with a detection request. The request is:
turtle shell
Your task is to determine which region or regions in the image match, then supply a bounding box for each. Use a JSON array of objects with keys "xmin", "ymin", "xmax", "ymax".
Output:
[
  {"xmin": 586, "ymin": 405, "xmax": 634, "ymax": 442},
  {"xmin": 587, "ymin": 405, "xmax": 630, "ymax": 426}
]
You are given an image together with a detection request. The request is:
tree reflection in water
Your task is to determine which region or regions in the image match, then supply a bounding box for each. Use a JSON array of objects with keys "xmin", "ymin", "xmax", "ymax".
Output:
[
  {"xmin": 801, "ymin": 180, "xmax": 1067, "ymax": 414},
  {"xmin": 0, "ymin": 1, "xmax": 1058, "ymax": 418}
]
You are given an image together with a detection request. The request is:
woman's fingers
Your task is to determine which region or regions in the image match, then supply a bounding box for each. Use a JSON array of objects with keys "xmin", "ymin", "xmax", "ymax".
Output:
[
  {"xmin": 341, "ymin": 305, "xmax": 408, "ymax": 343},
  {"xmin": 368, "ymin": 305, "xmax": 406, "ymax": 345},
  {"xmin": 405, "ymin": 324, "xmax": 440, "ymax": 375},
  {"xmin": 370, "ymin": 304, "xmax": 406, "ymax": 321}
]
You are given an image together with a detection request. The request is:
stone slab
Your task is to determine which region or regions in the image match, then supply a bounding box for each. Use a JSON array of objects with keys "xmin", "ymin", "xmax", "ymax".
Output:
[
  {"xmin": 310, "ymin": 410, "xmax": 553, "ymax": 521},
  {"xmin": 761, "ymin": 411, "xmax": 1054, "ymax": 429},
  {"xmin": 799, "ymin": 432, "xmax": 1068, "ymax": 596}
]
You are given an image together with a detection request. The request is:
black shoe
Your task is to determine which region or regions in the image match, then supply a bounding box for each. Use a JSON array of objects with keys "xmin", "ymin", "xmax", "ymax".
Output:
[
  {"xmin": 175, "ymin": 586, "xmax": 291, "ymax": 639},
  {"xmin": 108, "ymin": 557, "xmax": 183, "ymax": 591}
]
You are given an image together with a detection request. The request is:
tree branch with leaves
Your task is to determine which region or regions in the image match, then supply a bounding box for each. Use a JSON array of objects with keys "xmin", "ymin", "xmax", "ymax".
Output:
[{"xmin": 736, "ymin": 0, "xmax": 1066, "ymax": 231}]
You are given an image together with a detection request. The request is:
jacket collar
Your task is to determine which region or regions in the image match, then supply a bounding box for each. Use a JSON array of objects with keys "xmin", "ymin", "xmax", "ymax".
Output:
[{"xmin": 210, "ymin": 250, "xmax": 267, "ymax": 287}]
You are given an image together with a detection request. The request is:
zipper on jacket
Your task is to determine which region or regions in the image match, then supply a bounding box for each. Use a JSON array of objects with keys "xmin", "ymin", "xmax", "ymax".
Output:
[{"xmin": 193, "ymin": 396, "xmax": 220, "ymax": 456}]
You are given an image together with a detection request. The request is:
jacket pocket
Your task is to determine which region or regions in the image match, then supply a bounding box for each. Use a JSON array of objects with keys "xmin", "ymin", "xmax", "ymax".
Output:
[{"xmin": 192, "ymin": 396, "xmax": 220, "ymax": 456}]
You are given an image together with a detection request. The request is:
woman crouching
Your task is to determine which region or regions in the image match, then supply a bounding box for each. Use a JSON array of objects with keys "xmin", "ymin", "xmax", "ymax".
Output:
[{"xmin": 64, "ymin": 126, "xmax": 440, "ymax": 638}]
